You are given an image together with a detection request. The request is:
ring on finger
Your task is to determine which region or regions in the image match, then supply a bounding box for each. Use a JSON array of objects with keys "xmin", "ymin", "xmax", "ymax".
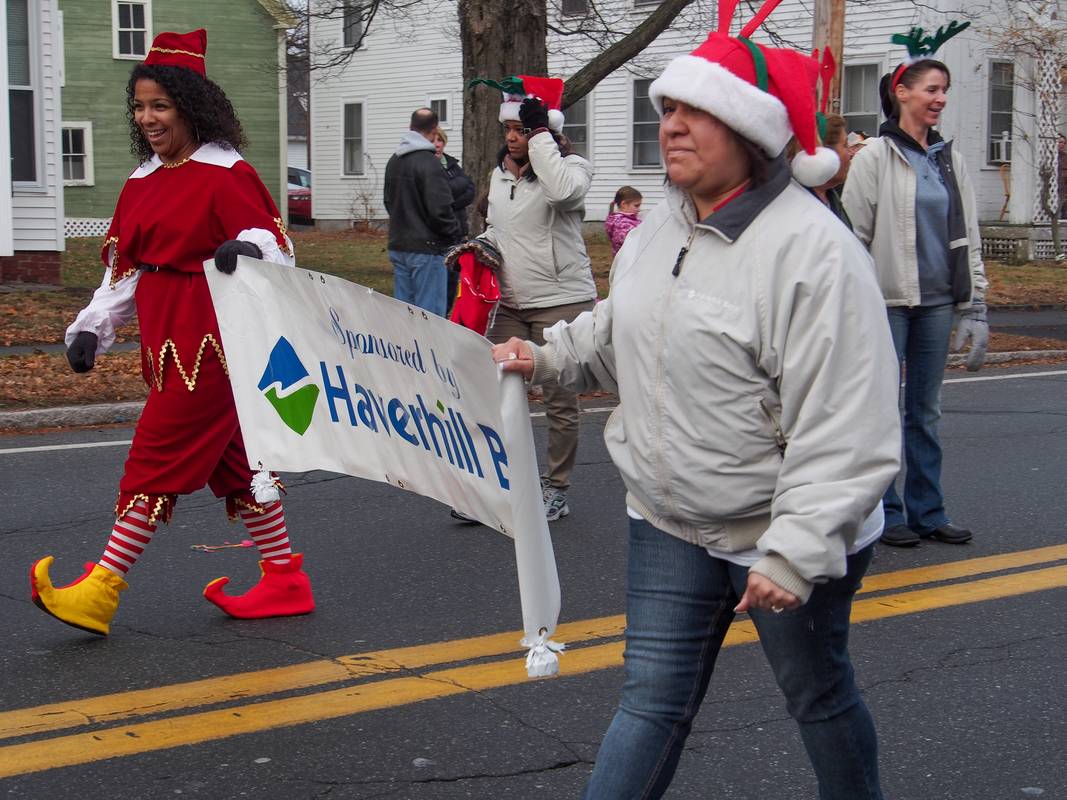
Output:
[{"xmin": 771, "ymin": 605, "xmax": 784, "ymax": 614}]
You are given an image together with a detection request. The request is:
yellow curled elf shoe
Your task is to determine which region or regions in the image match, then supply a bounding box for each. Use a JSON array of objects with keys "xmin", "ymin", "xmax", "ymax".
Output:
[{"xmin": 29, "ymin": 557, "xmax": 128, "ymax": 636}]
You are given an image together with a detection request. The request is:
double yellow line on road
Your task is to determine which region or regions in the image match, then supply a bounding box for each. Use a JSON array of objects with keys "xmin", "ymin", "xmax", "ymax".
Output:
[{"xmin": 2, "ymin": 544, "xmax": 1066, "ymax": 778}]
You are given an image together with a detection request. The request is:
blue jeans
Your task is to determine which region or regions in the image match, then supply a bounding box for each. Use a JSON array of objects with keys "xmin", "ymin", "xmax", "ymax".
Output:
[
  {"xmin": 884, "ymin": 304, "xmax": 954, "ymax": 532},
  {"xmin": 389, "ymin": 250, "xmax": 446, "ymax": 317},
  {"xmin": 583, "ymin": 519, "xmax": 882, "ymax": 800}
]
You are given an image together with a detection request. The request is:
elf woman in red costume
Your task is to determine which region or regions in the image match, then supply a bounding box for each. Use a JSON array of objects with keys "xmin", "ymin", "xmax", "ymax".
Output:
[{"xmin": 29, "ymin": 29, "xmax": 314, "ymax": 636}]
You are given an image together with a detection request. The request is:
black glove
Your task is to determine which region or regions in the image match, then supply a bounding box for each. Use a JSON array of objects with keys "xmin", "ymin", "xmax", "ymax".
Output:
[
  {"xmin": 66, "ymin": 331, "xmax": 99, "ymax": 373},
  {"xmin": 518, "ymin": 97, "xmax": 550, "ymax": 134},
  {"xmin": 214, "ymin": 240, "xmax": 263, "ymax": 274}
]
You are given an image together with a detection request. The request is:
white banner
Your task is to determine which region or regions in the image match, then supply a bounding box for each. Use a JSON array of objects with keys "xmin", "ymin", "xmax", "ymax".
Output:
[{"xmin": 206, "ymin": 258, "xmax": 562, "ymax": 671}]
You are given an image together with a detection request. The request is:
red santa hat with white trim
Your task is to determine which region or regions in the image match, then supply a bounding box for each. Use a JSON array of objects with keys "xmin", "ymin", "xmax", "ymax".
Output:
[
  {"xmin": 469, "ymin": 75, "xmax": 566, "ymax": 133},
  {"xmin": 648, "ymin": 0, "xmax": 838, "ymax": 187}
]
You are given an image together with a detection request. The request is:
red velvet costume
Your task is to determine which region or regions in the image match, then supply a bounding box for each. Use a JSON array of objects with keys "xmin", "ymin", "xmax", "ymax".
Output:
[{"xmin": 103, "ymin": 152, "xmax": 290, "ymax": 525}]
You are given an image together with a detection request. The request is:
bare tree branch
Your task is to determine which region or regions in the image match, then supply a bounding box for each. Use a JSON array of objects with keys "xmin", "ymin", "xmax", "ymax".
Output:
[{"xmin": 562, "ymin": 0, "xmax": 698, "ymax": 106}]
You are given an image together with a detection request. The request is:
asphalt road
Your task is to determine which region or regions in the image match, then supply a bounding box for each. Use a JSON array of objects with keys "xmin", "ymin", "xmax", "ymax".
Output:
[{"xmin": 0, "ymin": 364, "xmax": 1065, "ymax": 799}]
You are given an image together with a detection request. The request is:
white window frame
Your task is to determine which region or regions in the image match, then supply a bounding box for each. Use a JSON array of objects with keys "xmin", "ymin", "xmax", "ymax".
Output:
[
  {"xmin": 62, "ymin": 121, "xmax": 95, "ymax": 186},
  {"xmin": 111, "ymin": 0, "xmax": 152, "ymax": 61},
  {"xmin": 428, "ymin": 95, "xmax": 452, "ymax": 129},
  {"xmin": 340, "ymin": 100, "xmax": 366, "ymax": 177},
  {"xmin": 630, "ymin": 77, "xmax": 661, "ymax": 170},
  {"xmin": 841, "ymin": 59, "xmax": 885, "ymax": 140},
  {"xmin": 562, "ymin": 93, "xmax": 592, "ymax": 160},
  {"xmin": 986, "ymin": 59, "xmax": 1015, "ymax": 165},
  {"xmin": 8, "ymin": 0, "xmax": 43, "ymax": 189}
]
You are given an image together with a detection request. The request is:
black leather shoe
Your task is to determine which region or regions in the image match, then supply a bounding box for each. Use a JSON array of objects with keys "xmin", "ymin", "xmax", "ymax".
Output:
[
  {"xmin": 880, "ymin": 524, "xmax": 921, "ymax": 547},
  {"xmin": 926, "ymin": 523, "xmax": 973, "ymax": 544}
]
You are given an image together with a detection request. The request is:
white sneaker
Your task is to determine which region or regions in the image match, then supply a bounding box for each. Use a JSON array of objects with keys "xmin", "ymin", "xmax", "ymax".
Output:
[{"xmin": 543, "ymin": 486, "xmax": 570, "ymax": 522}]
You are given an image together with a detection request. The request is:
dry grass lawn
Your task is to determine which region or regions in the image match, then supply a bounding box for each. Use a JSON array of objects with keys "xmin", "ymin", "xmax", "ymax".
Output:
[{"xmin": 1, "ymin": 230, "xmax": 1065, "ymax": 411}]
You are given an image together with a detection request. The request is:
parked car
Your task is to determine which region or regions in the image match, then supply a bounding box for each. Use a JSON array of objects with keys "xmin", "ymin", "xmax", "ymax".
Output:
[{"xmin": 287, "ymin": 166, "xmax": 312, "ymax": 223}]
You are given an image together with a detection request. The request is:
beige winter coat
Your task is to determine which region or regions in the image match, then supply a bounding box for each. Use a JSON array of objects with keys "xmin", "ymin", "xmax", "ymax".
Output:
[
  {"xmin": 479, "ymin": 132, "xmax": 598, "ymax": 310},
  {"xmin": 842, "ymin": 135, "xmax": 988, "ymax": 307},
  {"xmin": 530, "ymin": 166, "xmax": 901, "ymax": 603}
]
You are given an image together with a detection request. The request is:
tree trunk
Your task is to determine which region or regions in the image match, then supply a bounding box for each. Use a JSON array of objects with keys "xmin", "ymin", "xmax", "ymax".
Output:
[{"xmin": 459, "ymin": 0, "xmax": 548, "ymax": 234}]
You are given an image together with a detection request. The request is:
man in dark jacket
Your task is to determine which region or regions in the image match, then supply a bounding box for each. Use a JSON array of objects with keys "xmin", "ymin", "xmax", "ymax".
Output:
[{"xmin": 383, "ymin": 108, "xmax": 460, "ymax": 316}]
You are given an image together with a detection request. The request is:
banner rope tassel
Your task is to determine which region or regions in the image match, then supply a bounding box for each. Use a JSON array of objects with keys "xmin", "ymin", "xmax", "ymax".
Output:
[{"xmin": 522, "ymin": 628, "xmax": 565, "ymax": 678}]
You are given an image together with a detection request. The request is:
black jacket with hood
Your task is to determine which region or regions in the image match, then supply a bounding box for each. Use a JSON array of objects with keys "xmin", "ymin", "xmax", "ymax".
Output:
[{"xmin": 383, "ymin": 132, "xmax": 460, "ymax": 254}]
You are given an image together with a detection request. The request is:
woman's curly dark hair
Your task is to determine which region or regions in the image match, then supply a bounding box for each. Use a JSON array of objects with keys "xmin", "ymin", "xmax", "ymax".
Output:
[{"xmin": 127, "ymin": 64, "xmax": 247, "ymax": 162}]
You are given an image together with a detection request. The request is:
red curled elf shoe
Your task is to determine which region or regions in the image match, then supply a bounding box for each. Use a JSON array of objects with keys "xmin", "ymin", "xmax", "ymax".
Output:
[
  {"xmin": 30, "ymin": 557, "xmax": 128, "ymax": 636},
  {"xmin": 202, "ymin": 553, "xmax": 315, "ymax": 619}
]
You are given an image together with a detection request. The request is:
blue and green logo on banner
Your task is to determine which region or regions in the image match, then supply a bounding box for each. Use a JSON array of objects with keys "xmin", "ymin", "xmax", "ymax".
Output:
[{"xmin": 258, "ymin": 337, "xmax": 319, "ymax": 435}]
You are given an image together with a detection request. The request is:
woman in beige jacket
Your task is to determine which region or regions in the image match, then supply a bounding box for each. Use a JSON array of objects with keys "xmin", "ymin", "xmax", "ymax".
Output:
[
  {"xmin": 491, "ymin": 9, "xmax": 899, "ymax": 797},
  {"xmin": 842, "ymin": 53, "xmax": 989, "ymax": 548}
]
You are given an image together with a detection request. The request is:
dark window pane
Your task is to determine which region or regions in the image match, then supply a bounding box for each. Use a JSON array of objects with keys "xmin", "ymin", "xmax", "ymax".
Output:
[
  {"xmin": 431, "ymin": 99, "xmax": 447, "ymax": 123},
  {"xmin": 7, "ymin": 0, "xmax": 31, "ymax": 85},
  {"xmin": 566, "ymin": 96, "xmax": 587, "ymax": 125},
  {"xmin": 132, "ymin": 3, "xmax": 144, "ymax": 27},
  {"xmin": 343, "ymin": 3, "xmax": 362, "ymax": 48},
  {"xmin": 119, "ymin": 30, "xmax": 131, "ymax": 54},
  {"xmin": 9, "ymin": 89, "xmax": 36, "ymax": 181},
  {"xmin": 119, "ymin": 3, "xmax": 131, "ymax": 28},
  {"xmin": 70, "ymin": 128, "xmax": 84, "ymax": 154},
  {"xmin": 64, "ymin": 155, "xmax": 85, "ymax": 181},
  {"xmin": 562, "ymin": 0, "xmax": 588, "ymax": 15},
  {"xmin": 988, "ymin": 62, "xmax": 1014, "ymax": 163},
  {"xmin": 344, "ymin": 104, "xmax": 363, "ymax": 174},
  {"xmin": 344, "ymin": 104, "xmax": 362, "ymax": 138},
  {"xmin": 131, "ymin": 30, "xmax": 145, "ymax": 55}
]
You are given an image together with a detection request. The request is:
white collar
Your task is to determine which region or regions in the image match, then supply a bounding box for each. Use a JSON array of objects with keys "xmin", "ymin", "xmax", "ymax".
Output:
[{"xmin": 129, "ymin": 143, "xmax": 244, "ymax": 179}]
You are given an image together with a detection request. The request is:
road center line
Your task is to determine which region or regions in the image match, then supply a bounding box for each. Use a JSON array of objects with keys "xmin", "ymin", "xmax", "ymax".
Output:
[
  {"xmin": 944, "ymin": 368, "xmax": 1067, "ymax": 384},
  {"xmin": 2, "ymin": 544, "xmax": 1065, "ymax": 744},
  {"xmin": 1, "ymin": 564, "xmax": 1064, "ymax": 779},
  {"xmin": 0, "ymin": 439, "xmax": 133, "ymax": 455}
]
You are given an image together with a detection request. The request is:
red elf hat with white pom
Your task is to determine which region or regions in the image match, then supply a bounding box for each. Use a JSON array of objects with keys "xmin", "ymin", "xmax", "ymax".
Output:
[
  {"xmin": 648, "ymin": 0, "xmax": 838, "ymax": 187},
  {"xmin": 469, "ymin": 75, "xmax": 566, "ymax": 132},
  {"xmin": 143, "ymin": 28, "xmax": 207, "ymax": 77}
]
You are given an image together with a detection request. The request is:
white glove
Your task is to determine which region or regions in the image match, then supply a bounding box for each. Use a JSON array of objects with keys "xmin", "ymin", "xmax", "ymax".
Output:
[{"xmin": 952, "ymin": 301, "xmax": 988, "ymax": 372}]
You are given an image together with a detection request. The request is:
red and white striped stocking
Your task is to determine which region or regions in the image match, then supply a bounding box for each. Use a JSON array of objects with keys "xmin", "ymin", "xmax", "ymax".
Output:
[
  {"xmin": 98, "ymin": 499, "xmax": 157, "ymax": 576},
  {"xmin": 239, "ymin": 501, "xmax": 292, "ymax": 563}
]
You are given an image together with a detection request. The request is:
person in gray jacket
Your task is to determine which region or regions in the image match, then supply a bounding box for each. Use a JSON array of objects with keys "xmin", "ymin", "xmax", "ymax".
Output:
[
  {"xmin": 470, "ymin": 75, "xmax": 598, "ymax": 522},
  {"xmin": 383, "ymin": 108, "xmax": 460, "ymax": 317},
  {"xmin": 493, "ymin": 12, "xmax": 900, "ymax": 799},
  {"xmin": 842, "ymin": 38, "xmax": 988, "ymax": 548}
]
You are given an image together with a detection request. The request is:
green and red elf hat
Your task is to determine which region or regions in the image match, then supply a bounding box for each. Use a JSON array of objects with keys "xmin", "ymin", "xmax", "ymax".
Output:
[
  {"xmin": 888, "ymin": 20, "xmax": 969, "ymax": 91},
  {"xmin": 469, "ymin": 75, "xmax": 566, "ymax": 132},
  {"xmin": 143, "ymin": 28, "xmax": 207, "ymax": 77},
  {"xmin": 648, "ymin": 0, "xmax": 839, "ymax": 187}
]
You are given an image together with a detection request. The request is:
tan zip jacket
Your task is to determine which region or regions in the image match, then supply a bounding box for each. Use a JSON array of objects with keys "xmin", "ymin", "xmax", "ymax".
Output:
[
  {"xmin": 479, "ymin": 131, "xmax": 598, "ymax": 309},
  {"xmin": 530, "ymin": 170, "xmax": 901, "ymax": 602},
  {"xmin": 842, "ymin": 135, "xmax": 988, "ymax": 307}
]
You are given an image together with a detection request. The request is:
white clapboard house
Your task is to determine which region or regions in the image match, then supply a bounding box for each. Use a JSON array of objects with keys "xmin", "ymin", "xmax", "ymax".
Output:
[
  {"xmin": 308, "ymin": 0, "xmax": 1065, "ymax": 258},
  {"xmin": 1, "ymin": 0, "xmax": 65, "ymax": 284}
]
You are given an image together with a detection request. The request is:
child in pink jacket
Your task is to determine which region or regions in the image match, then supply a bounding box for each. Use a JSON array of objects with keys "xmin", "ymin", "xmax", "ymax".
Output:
[{"xmin": 604, "ymin": 186, "xmax": 643, "ymax": 254}]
